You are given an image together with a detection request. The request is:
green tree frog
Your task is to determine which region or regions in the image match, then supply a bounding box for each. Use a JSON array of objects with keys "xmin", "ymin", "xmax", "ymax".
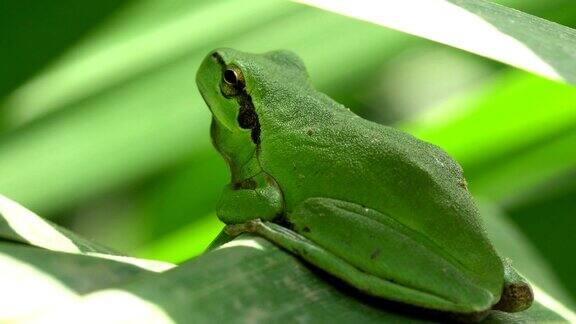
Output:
[{"xmin": 196, "ymin": 48, "xmax": 533, "ymax": 315}]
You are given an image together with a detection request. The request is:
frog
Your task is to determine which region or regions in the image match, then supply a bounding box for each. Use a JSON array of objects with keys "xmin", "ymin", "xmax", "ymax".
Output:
[{"xmin": 196, "ymin": 48, "xmax": 533, "ymax": 315}]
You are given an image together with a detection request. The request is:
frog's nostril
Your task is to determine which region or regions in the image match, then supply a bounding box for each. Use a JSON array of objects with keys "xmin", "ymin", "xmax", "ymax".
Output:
[{"xmin": 211, "ymin": 52, "xmax": 224, "ymax": 65}]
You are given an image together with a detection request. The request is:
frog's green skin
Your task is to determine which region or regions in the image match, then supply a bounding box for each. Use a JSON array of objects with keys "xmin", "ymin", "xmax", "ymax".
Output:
[{"xmin": 196, "ymin": 48, "xmax": 533, "ymax": 314}]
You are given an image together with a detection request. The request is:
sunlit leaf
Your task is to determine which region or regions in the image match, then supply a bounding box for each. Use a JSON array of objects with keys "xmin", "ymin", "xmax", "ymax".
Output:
[
  {"xmin": 297, "ymin": 0, "xmax": 576, "ymax": 83},
  {"xmin": 0, "ymin": 243, "xmax": 163, "ymax": 321},
  {"xmin": 2, "ymin": 0, "xmax": 576, "ymax": 320},
  {"xmin": 0, "ymin": 194, "xmax": 174, "ymax": 272},
  {"xmin": 0, "ymin": 194, "xmax": 116, "ymax": 254},
  {"xmin": 25, "ymin": 236, "xmax": 574, "ymax": 323}
]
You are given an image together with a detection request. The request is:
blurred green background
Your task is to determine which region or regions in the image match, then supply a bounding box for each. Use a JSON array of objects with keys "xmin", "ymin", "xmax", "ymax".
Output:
[{"xmin": 1, "ymin": 0, "xmax": 575, "ymax": 307}]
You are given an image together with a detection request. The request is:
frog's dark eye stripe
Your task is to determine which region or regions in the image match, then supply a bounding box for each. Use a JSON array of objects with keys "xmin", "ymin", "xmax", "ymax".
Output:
[{"xmin": 217, "ymin": 63, "xmax": 259, "ymax": 143}]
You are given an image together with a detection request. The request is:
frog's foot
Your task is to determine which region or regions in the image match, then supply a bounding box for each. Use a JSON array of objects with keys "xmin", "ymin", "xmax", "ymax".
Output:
[
  {"xmin": 224, "ymin": 219, "xmax": 263, "ymax": 237},
  {"xmin": 492, "ymin": 279, "xmax": 533, "ymax": 313},
  {"xmin": 492, "ymin": 259, "xmax": 534, "ymax": 312}
]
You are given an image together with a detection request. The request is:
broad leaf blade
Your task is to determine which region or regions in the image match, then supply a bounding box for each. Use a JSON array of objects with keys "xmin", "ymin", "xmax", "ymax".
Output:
[
  {"xmin": 23, "ymin": 236, "xmax": 574, "ymax": 323},
  {"xmin": 400, "ymin": 71, "xmax": 576, "ymax": 205},
  {"xmin": 0, "ymin": 194, "xmax": 117, "ymax": 254},
  {"xmin": 480, "ymin": 201, "xmax": 576, "ymax": 309},
  {"xmin": 0, "ymin": 194, "xmax": 174, "ymax": 273},
  {"xmin": 0, "ymin": 242, "xmax": 163, "ymax": 322},
  {"xmin": 0, "ymin": 2, "xmax": 409, "ymax": 217},
  {"xmin": 297, "ymin": 0, "xmax": 576, "ymax": 84}
]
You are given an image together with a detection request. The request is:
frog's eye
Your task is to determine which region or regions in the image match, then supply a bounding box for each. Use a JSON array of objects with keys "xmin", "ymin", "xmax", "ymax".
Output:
[
  {"xmin": 223, "ymin": 69, "xmax": 239, "ymax": 86},
  {"xmin": 221, "ymin": 66, "xmax": 245, "ymax": 98}
]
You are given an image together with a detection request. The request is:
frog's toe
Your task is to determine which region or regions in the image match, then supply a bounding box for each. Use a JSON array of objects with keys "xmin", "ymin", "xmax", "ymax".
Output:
[
  {"xmin": 492, "ymin": 260, "xmax": 534, "ymax": 312},
  {"xmin": 492, "ymin": 280, "xmax": 533, "ymax": 312}
]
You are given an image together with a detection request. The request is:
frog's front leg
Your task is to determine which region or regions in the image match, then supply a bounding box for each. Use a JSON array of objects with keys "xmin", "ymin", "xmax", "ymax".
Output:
[{"xmin": 217, "ymin": 172, "xmax": 283, "ymax": 224}]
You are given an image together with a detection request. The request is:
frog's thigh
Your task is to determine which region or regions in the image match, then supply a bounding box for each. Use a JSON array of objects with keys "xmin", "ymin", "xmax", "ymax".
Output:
[
  {"xmin": 246, "ymin": 204, "xmax": 473, "ymax": 313},
  {"xmin": 286, "ymin": 198, "xmax": 494, "ymax": 313}
]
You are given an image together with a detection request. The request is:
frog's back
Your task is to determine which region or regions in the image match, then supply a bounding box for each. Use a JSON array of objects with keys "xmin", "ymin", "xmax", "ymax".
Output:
[{"xmin": 256, "ymin": 86, "xmax": 503, "ymax": 302}]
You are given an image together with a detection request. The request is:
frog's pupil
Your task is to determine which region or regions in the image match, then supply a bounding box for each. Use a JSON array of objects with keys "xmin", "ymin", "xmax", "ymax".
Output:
[{"xmin": 223, "ymin": 69, "xmax": 238, "ymax": 85}]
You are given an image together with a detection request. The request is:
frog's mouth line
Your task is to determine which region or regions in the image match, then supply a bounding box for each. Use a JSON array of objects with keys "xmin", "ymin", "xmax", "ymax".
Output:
[{"xmin": 212, "ymin": 52, "xmax": 261, "ymax": 145}]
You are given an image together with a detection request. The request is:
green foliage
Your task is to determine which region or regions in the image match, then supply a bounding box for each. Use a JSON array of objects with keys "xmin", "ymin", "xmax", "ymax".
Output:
[
  {"xmin": 1, "ymin": 0, "xmax": 576, "ymax": 321},
  {"xmin": 402, "ymin": 72, "xmax": 576, "ymax": 204},
  {"xmin": 299, "ymin": 0, "xmax": 576, "ymax": 83},
  {"xmin": 0, "ymin": 198, "xmax": 570, "ymax": 321}
]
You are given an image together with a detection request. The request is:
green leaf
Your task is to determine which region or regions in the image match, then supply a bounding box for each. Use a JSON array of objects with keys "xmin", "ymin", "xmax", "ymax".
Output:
[
  {"xmin": 137, "ymin": 150, "xmax": 227, "ymax": 240},
  {"xmin": 480, "ymin": 200, "xmax": 576, "ymax": 309},
  {"xmin": 0, "ymin": 242, "xmax": 166, "ymax": 322},
  {"xmin": 0, "ymin": 194, "xmax": 117, "ymax": 254},
  {"xmin": 0, "ymin": 1, "xmax": 409, "ymax": 216},
  {"xmin": 0, "ymin": 196, "xmax": 570, "ymax": 322},
  {"xmin": 135, "ymin": 214, "xmax": 224, "ymax": 263},
  {"xmin": 2, "ymin": 1, "xmax": 575, "ymax": 321},
  {"xmin": 0, "ymin": 0, "xmax": 130, "ymax": 97},
  {"xmin": 0, "ymin": 194, "xmax": 174, "ymax": 272},
  {"xmin": 22, "ymin": 236, "xmax": 573, "ymax": 323},
  {"xmin": 0, "ymin": 194, "xmax": 176, "ymax": 321},
  {"xmin": 297, "ymin": 0, "xmax": 576, "ymax": 83},
  {"xmin": 505, "ymin": 186, "xmax": 576, "ymax": 307},
  {"xmin": 400, "ymin": 71, "xmax": 576, "ymax": 205}
]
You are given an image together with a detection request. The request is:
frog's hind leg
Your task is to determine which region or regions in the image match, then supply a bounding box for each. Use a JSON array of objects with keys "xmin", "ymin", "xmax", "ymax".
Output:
[
  {"xmin": 492, "ymin": 259, "xmax": 533, "ymax": 312},
  {"xmin": 224, "ymin": 218, "xmax": 463, "ymax": 313}
]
